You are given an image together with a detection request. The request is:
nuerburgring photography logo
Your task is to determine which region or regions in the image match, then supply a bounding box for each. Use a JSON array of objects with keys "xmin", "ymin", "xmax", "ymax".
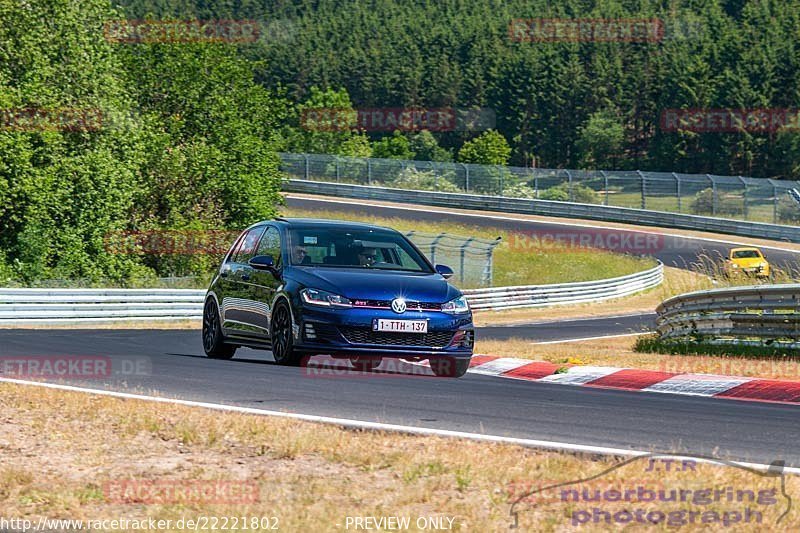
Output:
[{"xmin": 508, "ymin": 453, "xmax": 791, "ymax": 529}]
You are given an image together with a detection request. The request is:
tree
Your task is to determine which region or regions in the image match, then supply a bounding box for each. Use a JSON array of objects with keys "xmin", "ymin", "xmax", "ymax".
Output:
[
  {"xmin": 115, "ymin": 33, "xmax": 288, "ymax": 277},
  {"xmin": 408, "ymin": 130, "xmax": 452, "ymax": 162},
  {"xmin": 372, "ymin": 131, "xmax": 413, "ymax": 159},
  {"xmin": 0, "ymin": 1, "xmax": 288, "ymax": 283},
  {"xmin": 457, "ymin": 130, "xmax": 511, "ymax": 165},
  {"xmin": 0, "ymin": 0, "xmax": 149, "ymax": 282},
  {"xmin": 576, "ymin": 111, "xmax": 625, "ymax": 169},
  {"xmin": 117, "ymin": 0, "xmax": 800, "ymax": 177},
  {"xmin": 287, "ymin": 86, "xmax": 371, "ymax": 157},
  {"xmin": 371, "ymin": 130, "xmax": 452, "ymax": 161}
]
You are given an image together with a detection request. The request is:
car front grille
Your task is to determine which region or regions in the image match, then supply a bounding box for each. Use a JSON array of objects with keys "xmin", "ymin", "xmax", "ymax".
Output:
[
  {"xmin": 352, "ymin": 299, "xmax": 441, "ymax": 311},
  {"xmin": 338, "ymin": 327, "xmax": 454, "ymax": 348}
]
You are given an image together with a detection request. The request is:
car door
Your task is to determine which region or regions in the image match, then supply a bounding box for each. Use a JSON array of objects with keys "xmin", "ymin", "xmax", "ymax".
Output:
[
  {"xmin": 220, "ymin": 225, "xmax": 265, "ymax": 337},
  {"xmin": 216, "ymin": 230, "xmax": 245, "ymax": 328},
  {"xmin": 245, "ymin": 225, "xmax": 283, "ymax": 339}
]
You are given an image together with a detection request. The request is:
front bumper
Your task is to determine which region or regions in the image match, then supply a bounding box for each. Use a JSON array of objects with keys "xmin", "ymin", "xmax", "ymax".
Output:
[
  {"xmin": 728, "ymin": 265, "xmax": 770, "ymax": 277},
  {"xmin": 294, "ymin": 304, "xmax": 474, "ymax": 359}
]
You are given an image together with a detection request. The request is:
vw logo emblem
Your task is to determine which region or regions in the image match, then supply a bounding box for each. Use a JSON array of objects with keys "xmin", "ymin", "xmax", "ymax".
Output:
[{"xmin": 391, "ymin": 298, "xmax": 407, "ymax": 314}]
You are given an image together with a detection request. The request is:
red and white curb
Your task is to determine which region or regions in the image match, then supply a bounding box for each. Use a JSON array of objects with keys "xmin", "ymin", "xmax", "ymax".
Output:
[
  {"xmin": 275, "ymin": 354, "xmax": 800, "ymax": 405},
  {"xmin": 465, "ymin": 355, "xmax": 800, "ymax": 405}
]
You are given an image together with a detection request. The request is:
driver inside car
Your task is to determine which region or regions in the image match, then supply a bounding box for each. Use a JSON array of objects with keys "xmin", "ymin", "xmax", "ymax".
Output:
[
  {"xmin": 292, "ymin": 245, "xmax": 310, "ymax": 264},
  {"xmin": 357, "ymin": 247, "xmax": 378, "ymax": 266}
]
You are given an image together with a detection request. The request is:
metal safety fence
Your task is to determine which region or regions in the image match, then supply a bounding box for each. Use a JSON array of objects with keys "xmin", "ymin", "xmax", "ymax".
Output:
[
  {"xmin": 285, "ymin": 179, "xmax": 800, "ymax": 243},
  {"xmin": 0, "ymin": 288, "xmax": 206, "ymax": 324},
  {"xmin": 464, "ymin": 262, "xmax": 663, "ymax": 310},
  {"xmin": 656, "ymin": 285, "xmax": 800, "ymax": 346},
  {"xmin": 280, "ymin": 152, "xmax": 800, "ymax": 225},
  {"xmin": 405, "ymin": 231, "xmax": 501, "ymax": 287},
  {"xmin": 0, "ymin": 262, "xmax": 662, "ymax": 324}
]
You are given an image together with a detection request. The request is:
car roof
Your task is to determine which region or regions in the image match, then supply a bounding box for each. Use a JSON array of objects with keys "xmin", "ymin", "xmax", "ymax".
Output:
[
  {"xmin": 268, "ymin": 217, "xmax": 395, "ymax": 232},
  {"xmin": 730, "ymin": 247, "xmax": 761, "ymax": 252}
]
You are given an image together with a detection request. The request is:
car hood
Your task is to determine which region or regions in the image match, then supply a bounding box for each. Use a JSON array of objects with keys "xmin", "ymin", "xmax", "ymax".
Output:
[
  {"xmin": 287, "ymin": 267, "xmax": 460, "ymax": 303},
  {"xmin": 731, "ymin": 258, "xmax": 765, "ymax": 267}
]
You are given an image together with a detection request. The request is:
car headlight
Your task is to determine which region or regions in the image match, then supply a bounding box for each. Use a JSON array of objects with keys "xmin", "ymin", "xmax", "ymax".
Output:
[
  {"xmin": 441, "ymin": 295, "xmax": 470, "ymax": 314},
  {"xmin": 301, "ymin": 288, "xmax": 352, "ymax": 308},
  {"xmin": 730, "ymin": 263, "xmax": 739, "ymax": 268}
]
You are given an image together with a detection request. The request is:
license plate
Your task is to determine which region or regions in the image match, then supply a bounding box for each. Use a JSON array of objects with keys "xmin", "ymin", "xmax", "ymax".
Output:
[{"xmin": 373, "ymin": 319, "xmax": 428, "ymax": 333}]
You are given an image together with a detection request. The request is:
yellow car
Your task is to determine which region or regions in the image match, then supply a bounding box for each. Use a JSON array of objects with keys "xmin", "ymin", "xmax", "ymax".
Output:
[{"xmin": 724, "ymin": 247, "xmax": 771, "ymax": 278}]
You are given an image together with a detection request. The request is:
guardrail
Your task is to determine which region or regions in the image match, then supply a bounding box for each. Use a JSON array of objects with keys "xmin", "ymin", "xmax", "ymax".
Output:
[
  {"xmin": 0, "ymin": 263, "xmax": 662, "ymax": 324},
  {"xmin": 656, "ymin": 285, "xmax": 800, "ymax": 344},
  {"xmin": 0, "ymin": 288, "xmax": 206, "ymax": 324},
  {"xmin": 284, "ymin": 179, "xmax": 800, "ymax": 244},
  {"xmin": 464, "ymin": 262, "xmax": 663, "ymax": 310}
]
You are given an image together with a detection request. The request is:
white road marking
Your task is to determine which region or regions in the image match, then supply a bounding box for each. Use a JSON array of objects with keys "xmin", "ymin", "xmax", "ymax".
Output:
[
  {"xmin": 481, "ymin": 312, "xmax": 656, "ymax": 327},
  {"xmin": 531, "ymin": 332, "xmax": 649, "ymax": 344},
  {"xmin": 1, "ymin": 375, "xmax": 797, "ymax": 475}
]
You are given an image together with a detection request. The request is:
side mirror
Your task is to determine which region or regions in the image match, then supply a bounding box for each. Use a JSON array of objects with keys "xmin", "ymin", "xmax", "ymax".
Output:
[
  {"xmin": 249, "ymin": 254, "xmax": 275, "ymax": 270},
  {"xmin": 249, "ymin": 255, "xmax": 282, "ymax": 280},
  {"xmin": 435, "ymin": 264, "xmax": 454, "ymax": 279}
]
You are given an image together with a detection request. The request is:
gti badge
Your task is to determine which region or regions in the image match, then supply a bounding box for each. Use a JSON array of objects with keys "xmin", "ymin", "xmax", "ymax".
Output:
[{"xmin": 391, "ymin": 298, "xmax": 407, "ymax": 314}]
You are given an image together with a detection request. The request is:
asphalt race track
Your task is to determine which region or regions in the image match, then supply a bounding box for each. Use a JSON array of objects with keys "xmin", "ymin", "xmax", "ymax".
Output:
[
  {"xmin": 2, "ymin": 328, "xmax": 800, "ymax": 467},
  {"xmin": 285, "ymin": 195, "xmax": 800, "ymax": 271},
  {"xmin": 478, "ymin": 313, "xmax": 655, "ymax": 342},
  {"xmin": 5, "ymin": 197, "xmax": 800, "ymax": 468}
]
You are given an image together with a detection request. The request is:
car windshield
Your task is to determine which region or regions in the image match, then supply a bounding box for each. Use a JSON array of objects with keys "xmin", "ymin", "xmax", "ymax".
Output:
[
  {"xmin": 288, "ymin": 227, "xmax": 432, "ymax": 272},
  {"xmin": 732, "ymin": 250, "xmax": 761, "ymax": 259}
]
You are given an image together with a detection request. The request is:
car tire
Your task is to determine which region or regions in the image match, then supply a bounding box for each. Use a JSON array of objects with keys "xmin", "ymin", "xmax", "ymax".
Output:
[
  {"xmin": 202, "ymin": 298, "xmax": 236, "ymax": 360},
  {"xmin": 271, "ymin": 300, "xmax": 302, "ymax": 366},
  {"xmin": 430, "ymin": 357, "xmax": 470, "ymax": 378},
  {"xmin": 350, "ymin": 356, "xmax": 382, "ymax": 371}
]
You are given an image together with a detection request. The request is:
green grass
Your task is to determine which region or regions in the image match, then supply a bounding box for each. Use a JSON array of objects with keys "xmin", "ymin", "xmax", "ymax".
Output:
[
  {"xmin": 635, "ymin": 333, "xmax": 800, "ymax": 359},
  {"xmin": 602, "ymin": 191, "xmax": 781, "ymax": 224},
  {"xmin": 281, "ymin": 206, "xmax": 657, "ymax": 288},
  {"xmin": 490, "ymin": 243, "xmax": 654, "ymax": 286}
]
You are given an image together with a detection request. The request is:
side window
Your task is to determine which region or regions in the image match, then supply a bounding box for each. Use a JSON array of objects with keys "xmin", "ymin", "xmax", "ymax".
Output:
[
  {"xmin": 232, "ymin": 227, "xmax": 265, "ymax": 264},
  {"xmin": 226, "ymin": 232, "xmax": 248, "ymax": 264},
  {"xmin": 256, "ymin": 226, "xmax": 282, "ymax": 267}
]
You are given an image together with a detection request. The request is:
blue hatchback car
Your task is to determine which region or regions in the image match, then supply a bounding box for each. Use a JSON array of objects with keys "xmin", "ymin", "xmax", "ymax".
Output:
[{"xmin": 202, "ymin": 218, "xmax": 474, "ymax": 377}]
